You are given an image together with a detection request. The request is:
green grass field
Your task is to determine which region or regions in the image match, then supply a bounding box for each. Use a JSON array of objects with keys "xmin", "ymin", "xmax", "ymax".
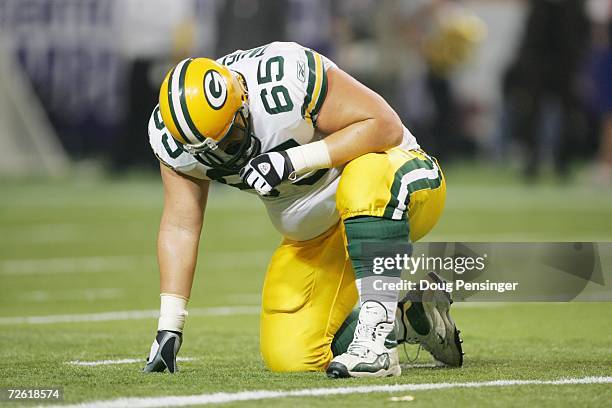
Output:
[{"xmin": 1, "ymin": 165, "xmax": 612, "ymax": 407}]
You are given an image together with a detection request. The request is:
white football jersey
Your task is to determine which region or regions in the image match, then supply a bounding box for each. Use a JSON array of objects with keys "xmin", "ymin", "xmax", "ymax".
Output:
[{"xmin": 149, "ymin": 41, "xmax": 419, "ymax": 241}]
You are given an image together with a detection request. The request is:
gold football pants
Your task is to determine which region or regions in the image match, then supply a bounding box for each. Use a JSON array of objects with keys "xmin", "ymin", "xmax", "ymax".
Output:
[{"xmin": 260, "ymin": 148, "xmax": 446, "ymax": 371}]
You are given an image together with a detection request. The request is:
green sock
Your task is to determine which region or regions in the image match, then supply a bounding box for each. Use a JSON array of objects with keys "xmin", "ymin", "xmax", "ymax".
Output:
[
  {"xmin": 331, "ymin": 216, "xmax": 412, "ymax": 355},
  {"xmin": 331, "ymin": 309, "xmax": 359, "ymax": 356},
  {"xmin": 344, "ymin": 216, "xmax": 411, "ymax": 321}
]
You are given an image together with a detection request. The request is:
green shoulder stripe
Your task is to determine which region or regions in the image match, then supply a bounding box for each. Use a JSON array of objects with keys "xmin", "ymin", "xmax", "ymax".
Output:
[
  {"xmin": 302, "ymin": 50, "xmax": 317, "ymax": 119},
  {"xmin": 310, "ymin": 63, "xmax": 328, "ymax": 120}
]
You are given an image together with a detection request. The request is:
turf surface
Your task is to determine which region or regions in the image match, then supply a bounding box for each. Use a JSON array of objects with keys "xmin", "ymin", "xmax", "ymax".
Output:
[{"xmin": 1, "ymin": 165, "xmax": 611, "ymax": 407}]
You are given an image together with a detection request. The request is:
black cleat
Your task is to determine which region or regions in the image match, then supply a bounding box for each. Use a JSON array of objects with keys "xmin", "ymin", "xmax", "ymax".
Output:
[
  {"xmin": 143, "ymin": 330, "xmax": 182, "ymax": 373},
  {"xmin": 326, "ymin": 362, "xmax": 351, "ymax": 379},
  {"xmin": 397, "ymin": 272, "xmax": 463, "ymax": 367}
]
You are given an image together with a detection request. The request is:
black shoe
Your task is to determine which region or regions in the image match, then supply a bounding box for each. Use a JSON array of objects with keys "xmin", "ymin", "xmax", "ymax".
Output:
[
  {"xmin": 143, "ymin": 330, "xmax": 182, "ymax": 373},
  {"xmin": 397, "ymin": 272, "xmax": 464, "ymax": 367}
]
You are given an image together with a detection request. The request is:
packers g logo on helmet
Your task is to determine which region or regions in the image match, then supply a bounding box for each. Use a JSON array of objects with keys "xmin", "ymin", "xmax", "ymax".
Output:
[
  {"xmin": 159, "ymin": 57, "xmax": 260, "ymax": 172},
  {"xmin": 203, "ymin": 70, "xmax": 228, "ymax": 110}
]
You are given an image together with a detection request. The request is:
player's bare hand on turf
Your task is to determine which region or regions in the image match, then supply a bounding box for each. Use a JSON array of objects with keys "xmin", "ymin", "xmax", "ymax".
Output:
[{"xmin": 239, "ymin": 152, "xmax": 295, "ymax": 196}]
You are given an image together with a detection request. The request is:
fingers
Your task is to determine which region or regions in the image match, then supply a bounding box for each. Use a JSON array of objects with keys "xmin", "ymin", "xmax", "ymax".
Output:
[
  {"xmin": 245, "ymin": 168, "xmax": 259, "ymax": 187},
  {"xmin": 238, "ymin": 166, "xmax": 251, "ymax": 179},
  {"xmin": 255, "ymin": 179, "xmax": 272, "ymax": 195},
  {"xmin": 240, "ymin": 163, "xmax": 273, "ymax": 196}
]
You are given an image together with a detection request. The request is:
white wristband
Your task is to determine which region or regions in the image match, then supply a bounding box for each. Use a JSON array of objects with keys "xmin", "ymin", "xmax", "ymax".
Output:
[
  {"xmin": 285, "ymin": 140, "xmax": 332, "ymax": 177},
  {"xmin": 158, "ymin": 293, "xmax": 188, "ymax": 333}
]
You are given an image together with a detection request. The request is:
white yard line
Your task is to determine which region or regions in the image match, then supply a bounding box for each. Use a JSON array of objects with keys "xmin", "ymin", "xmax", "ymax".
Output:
[
  {"xmin": 0, "ymin": 255, "xmax": 153, "ymax": 275},
  {"xmin": 0, "ymin": 306, "xmax": 260, "ymax": 325},
  {"xmin": 21, "ymin": 288, "xmax": 124, "ymax": 302},
  {"xmin": 66, "ymin": 357, "xmax": 196, "ymax": 367},
  {"xmin": 44, "ymin": 376, "xmax": 612, "ymax": 408},
  {"xmin": 0, "ymin": 223, "xmax": 84, "ymax": 243},
  {"xmin": 0, "ymin": 251, "xmax": 271, "ymax": 275}
]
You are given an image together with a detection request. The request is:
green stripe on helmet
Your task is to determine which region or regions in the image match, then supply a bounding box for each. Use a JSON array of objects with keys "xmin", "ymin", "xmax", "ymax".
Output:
[
  {"xmin": 178, "ymin": 59, "xmax": 206, "ymax": 143},
  {"xmin": 167, "ymin": 66, "xmax": 190, "ymax": 145}
]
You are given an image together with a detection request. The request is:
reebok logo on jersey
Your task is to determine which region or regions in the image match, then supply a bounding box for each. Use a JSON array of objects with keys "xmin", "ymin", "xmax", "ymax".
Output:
[
  {"xmin": 258, "ymin": 162, "xmax": 271, "ymax": 175},
  {"xmin": 297, "ymin": 60, "xmax": 306, "ymax": 83}
]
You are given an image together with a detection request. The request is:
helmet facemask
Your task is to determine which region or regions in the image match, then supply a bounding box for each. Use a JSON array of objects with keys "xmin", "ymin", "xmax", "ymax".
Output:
[{"xmin": 182, "ymin": 104, "xmax": 261, "ymax": 173}]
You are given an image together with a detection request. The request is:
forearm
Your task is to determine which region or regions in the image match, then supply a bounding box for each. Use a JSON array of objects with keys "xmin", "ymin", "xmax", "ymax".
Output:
[
  {"xmin": 158, "ymin": 219, "xmax": 202, "ymax": 299},
  {"xmin": 155, "ymin": 214, "xmax": 202, "ymax": 333},
  {"xmin": 286, "ymin": 118, "xmax": 402, "ymax": 176},
  {"xmin": 286, "ymin": 67, "xmax": 404, "ymax": 175},
  {"xmin": 323, "ymin": 118, "xmax": 401, "ymax": 167},
  {"xmin": 240, "ymin": 66, "xmax": 404, "ymax": 194},
  {"xmin": 153, "ymin": 166, "xmax": 208, "ymax": 335}
]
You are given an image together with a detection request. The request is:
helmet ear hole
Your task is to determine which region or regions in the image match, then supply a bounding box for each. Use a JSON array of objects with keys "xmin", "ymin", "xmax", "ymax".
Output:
[{"xmin": 234, "ymin": 71, "xmax": 249, "ymax": 103}]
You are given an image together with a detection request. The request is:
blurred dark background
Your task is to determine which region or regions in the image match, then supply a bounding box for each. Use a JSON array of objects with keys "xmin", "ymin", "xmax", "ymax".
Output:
[{"xmin": 0, "ymin": 0, "xmax": 611, "ymax": 185}]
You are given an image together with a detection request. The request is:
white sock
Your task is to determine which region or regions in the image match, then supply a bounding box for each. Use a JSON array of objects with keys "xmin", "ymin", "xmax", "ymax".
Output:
[
  {"xmin": 356, "ymin": 277, "xmax": 400, "ymax": 324},
  {"xmin": 157, "ymin": 293, "xmax": 188, "ymax": 333}
]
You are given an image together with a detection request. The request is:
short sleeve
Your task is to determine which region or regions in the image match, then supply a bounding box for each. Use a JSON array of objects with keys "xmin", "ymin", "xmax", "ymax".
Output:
[
  {"xmin": 301, "ymin": 49, "xmax": 335, "ymax": 125},
  {"xmin": 147, "ymin": 105, "xmax": 210, "ymax": 180}
]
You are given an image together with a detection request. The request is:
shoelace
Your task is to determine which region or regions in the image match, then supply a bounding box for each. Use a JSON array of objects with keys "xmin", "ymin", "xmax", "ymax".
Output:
[
  {"xmin": 403, "ymin": 342, "xmax": 422, "ymax": 363},
  {"xmin": 347, "ymin": 320, "xmax": 377, "ymax": 358}
]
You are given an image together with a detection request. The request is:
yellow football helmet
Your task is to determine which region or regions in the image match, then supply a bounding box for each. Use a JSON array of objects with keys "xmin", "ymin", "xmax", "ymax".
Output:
[
  {"xmin": 424, "ymin": 11, "xmax": 487, "ymax": 75},
  {"xmin": 159, "ymin": 57, "xmax": 260, "ymax": 171}
]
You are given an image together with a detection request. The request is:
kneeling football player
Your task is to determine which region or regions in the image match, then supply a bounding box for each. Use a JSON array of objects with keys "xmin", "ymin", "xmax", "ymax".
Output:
[{"xmin": 143, "ymin": 41, "xmax": 463, "ymax": 377}]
